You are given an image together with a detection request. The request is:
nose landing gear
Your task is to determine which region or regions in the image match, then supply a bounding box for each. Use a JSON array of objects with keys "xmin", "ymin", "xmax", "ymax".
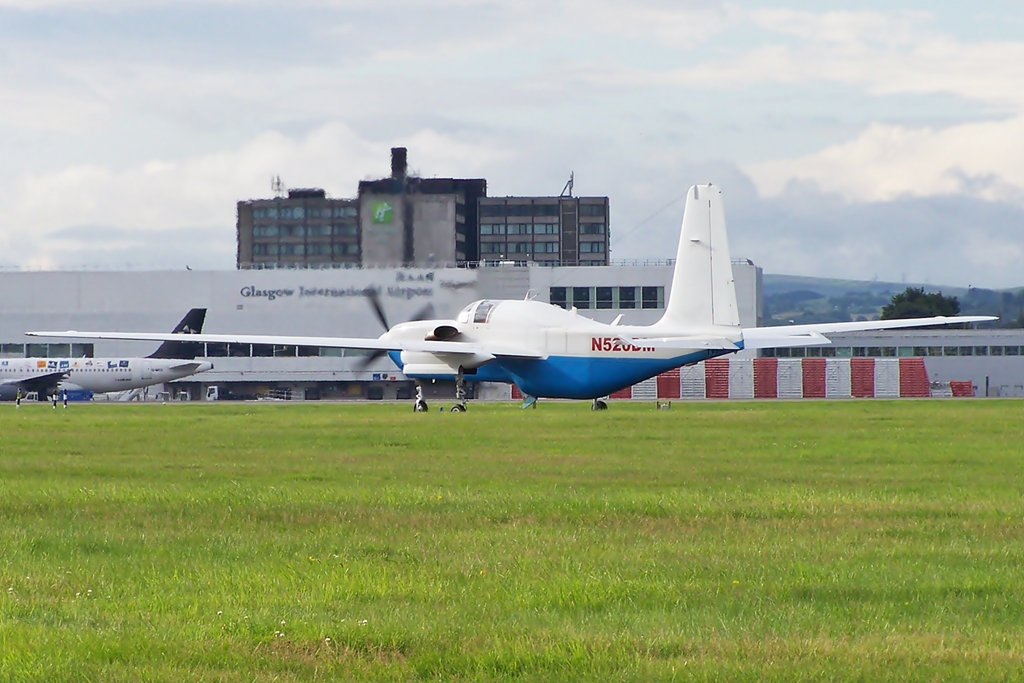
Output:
[{"xmin": 452, "ymin": 368, "xmax": 467, "ymax": 413}]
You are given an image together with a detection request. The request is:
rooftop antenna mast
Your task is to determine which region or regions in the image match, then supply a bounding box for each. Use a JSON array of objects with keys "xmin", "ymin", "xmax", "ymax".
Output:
[
  {"xmin": 560, "ymin": 172, "xmax": 574, "ymax": 197},
  {"xmin": 271, "ymin": 175, "xmax": 286, "ymax": 198}
]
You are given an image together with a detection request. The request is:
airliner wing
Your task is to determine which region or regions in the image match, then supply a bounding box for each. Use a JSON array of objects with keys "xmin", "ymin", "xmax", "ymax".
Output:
[
  {"xmin": 26, "ymin": 331, "xmax": 546, "ymax": 359},
  {"xmin": 741, "ymin": 315, "xmax": 996, "ymax": 350},
  {"xmin": 0, "ymin": 371, "xmax": 68, "ymax": 389}
]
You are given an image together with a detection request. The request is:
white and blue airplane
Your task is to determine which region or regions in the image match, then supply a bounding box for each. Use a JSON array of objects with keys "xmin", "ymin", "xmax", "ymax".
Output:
[{"xmin": 28, "ymin": 185, "xmax": 992, "ymax": 410}]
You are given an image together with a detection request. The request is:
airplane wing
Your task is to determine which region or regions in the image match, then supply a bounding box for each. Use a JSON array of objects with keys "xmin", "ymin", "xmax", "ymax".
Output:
[
  {"xmin": 25, "ymin": 331, "xmax": 546, "ymax": 359},
  {"xmin": 741, "ymin": 315, "xmax": 997, "ymax": 350},
  {"xmin": 0, "ymin": 371, "xmax": 69, "ymax": 391}
]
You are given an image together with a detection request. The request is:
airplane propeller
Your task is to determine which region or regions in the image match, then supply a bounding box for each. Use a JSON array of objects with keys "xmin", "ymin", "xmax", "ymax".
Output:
[{"xmin": 357, "ymin": 288, "xmax": 435, "ymax": 369}]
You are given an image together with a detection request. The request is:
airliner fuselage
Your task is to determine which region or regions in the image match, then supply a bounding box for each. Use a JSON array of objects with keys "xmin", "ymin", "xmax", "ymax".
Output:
[{"xmin": 0, "ymin": 357, "xmax": 213, "ymax": 399}]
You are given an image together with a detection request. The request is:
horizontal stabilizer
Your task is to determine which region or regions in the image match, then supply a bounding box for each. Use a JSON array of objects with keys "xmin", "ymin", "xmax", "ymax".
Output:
[
  {"xmin": 743, "ymin": 315, "xmax": 996, "ymax": 350},
  {"xmin": 622, "ymin": 336, "xmax": 739, "ymax": 350}
]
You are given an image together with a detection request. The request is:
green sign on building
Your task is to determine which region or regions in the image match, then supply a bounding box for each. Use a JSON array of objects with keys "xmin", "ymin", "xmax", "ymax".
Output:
[{"xmin": 371, "ymin": 201, "xmax": 394, "ymax": 224}]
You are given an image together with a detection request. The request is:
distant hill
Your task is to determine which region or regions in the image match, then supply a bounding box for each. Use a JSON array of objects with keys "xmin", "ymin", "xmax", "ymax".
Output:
[{"xmin": 761, "ymin": 274, "xmax": 1024, "ymax": 327}]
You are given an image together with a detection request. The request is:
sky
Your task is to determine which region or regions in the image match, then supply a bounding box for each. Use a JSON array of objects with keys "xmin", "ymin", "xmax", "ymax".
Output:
[{"xmin": 1, "ymin": 0, "xmax": 1022, "ymax": 288}]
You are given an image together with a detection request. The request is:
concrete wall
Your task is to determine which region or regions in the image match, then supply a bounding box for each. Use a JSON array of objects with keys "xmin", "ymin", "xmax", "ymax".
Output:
[{"xmin": 412, "ymin": 195, "xmax": 458, "ymax": 266}]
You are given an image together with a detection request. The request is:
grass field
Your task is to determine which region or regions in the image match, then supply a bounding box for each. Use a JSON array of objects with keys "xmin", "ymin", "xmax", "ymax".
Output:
[{"xmin": 2, "ymin": 400, "xmax": 1024, "ymax": 681}]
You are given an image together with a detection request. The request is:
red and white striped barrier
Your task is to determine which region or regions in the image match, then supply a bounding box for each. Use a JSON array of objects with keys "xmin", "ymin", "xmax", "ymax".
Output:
[{"xmin": 507, "ymin": 356, "xmax": 974, "ymax": 400}]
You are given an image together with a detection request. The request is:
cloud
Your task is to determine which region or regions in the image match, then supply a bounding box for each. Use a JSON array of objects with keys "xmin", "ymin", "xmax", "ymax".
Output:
[
  {"xmin": 608, "ymin": 162, "xmax": 1024, "ymax": 290},
  {"xmin": 745, "ymin": 117, "xmax": 1024, "ymax": 203},
  {"xmin": 0, "ymin": 122, "xmax": 514, "ymax": 269}
]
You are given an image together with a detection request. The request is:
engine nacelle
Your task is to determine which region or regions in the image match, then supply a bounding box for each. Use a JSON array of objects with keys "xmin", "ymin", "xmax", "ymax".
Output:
[
  {"xmin": 399, "ymin": 349, "xmax": 494, "ymax": 378},
  {"xmin": 425, "ymin": 325, "xmax": 460, "ymax": 341}
]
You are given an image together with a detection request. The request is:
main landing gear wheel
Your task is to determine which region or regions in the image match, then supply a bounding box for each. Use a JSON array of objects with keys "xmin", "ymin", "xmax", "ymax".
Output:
[
  {"xmin": 413, "ymin": 384, "xmax": 428, "ymax": 412},
  {"xmin": 591, "ymin": 399, "xmax": 608, "ymax": 411}
]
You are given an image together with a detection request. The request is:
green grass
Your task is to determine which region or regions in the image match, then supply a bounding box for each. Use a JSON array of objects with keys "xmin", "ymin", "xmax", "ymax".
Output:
[{"xmin": 2, "ymin": 400, "xmax": 1024, "ymax": 681}]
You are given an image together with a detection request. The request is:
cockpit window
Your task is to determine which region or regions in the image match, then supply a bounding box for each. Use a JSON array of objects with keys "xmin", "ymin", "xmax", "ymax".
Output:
[
  {"xmin": 473, "ymin": 300, "xmax": 496, "ymax": 324},
  {"xmin": 456, "ymin": 303, "xmax": 475, "ymax": 324}
]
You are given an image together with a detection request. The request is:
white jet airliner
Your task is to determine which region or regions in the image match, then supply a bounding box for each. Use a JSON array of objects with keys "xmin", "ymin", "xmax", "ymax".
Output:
[
  {"xmin": 29, "ymin": 185, "xmax": 992, "ymax": 410},
  {"xmin": 5, "ymin": 309, "xmax": 213, "ymax": 401}
]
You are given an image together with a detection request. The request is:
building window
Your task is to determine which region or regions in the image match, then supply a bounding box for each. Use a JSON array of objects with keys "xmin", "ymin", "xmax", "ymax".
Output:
[
  {"xmin": 279, "ymin": 206, "xmax": 305, "ymax": 219},
  {"xmin": 252, "ymin": 243, "xmax": 279, "ymax": 256},
  {"xmin": 334, "ymin": 243, "xmax": 359, "ymax": 256},
  {"xmin": 71, "ymin": 343, "xmax": 94, "ymax": 358},
  {"xmin": 332, "ymin": 223, "xmax": 357, "ymax": 236},
  {"xmin": 534, "ymin": 204, "xmax": 559, "ymax": 217},
  {"xmin": 580, "ymin": 223, "xmax": 606, "ymax": 235},
  {"xmin": 480, "ymin": 204, "xmax": 505, "ymax": 217},
  {"xmin": 253, "ymin": 225, "xmax": 278, "ymax": 237},
  {"xmin": 573, "ymin": 287, "xmax": 592, "ymax": 310},
  {"xmin": 579, "ymin": 204, "xmax": 606, "ymax": 216},
  {"xmin": 279, "ymin": 225, "xmax": 305, "ymax": 238},
  {"xmin": 550, "ymin": 287, "xmax": 567, "ymax": 309},
  {"xmin": 1006, "ymin": 346, "xmax": 1021, "ymax": 356},
  {"xmin": 596, "ymin": 287, "xmax": 613, "ymax": 309},
  {"xmin": 279, "ymin": 244, "xmax": 305, "ymax": 256},
  {"xmin": 506, "ymin": 204, "xmax": 532, "ymax": 217},
  {"xmin": 1, "ymin": 343, "xmax": 25, "ymax": 355},
  {"xmin": 619, "ymin": 287, "xmax": 636, "ymax": 309},
  {"xmin": 507, "ymin": 223, "xmax": 532, "ymax": 235},
  {"xmin": 229, "ymin": 344, "xmax": 251, "ymax": 357},
  {"xmin": 508, "ymin": 242, "xmax": 532, "ymax": 253},
  {"xmin": 821, "ymin": 347, "xmax": 837, "ymax": 357},
  {"xmin": 974, "ymin": 346, "xmax": 988, "ymax": 356},
  {"xmin": 46, "ymin": 343, "xmax": 70, "ymax": 358},
  {"xmin": 252, "ymin": 344, "xmax": 274, "ymax": 357},
  {"xmin": 307, "ymin": 243, "xmax": 331, "ymax": 256},
  {"xmin": 534, "ymin": 223, "xmax": 559, "ymax": 235},
  {"xmin": 206, "ymin": 343, "xmax": 229, "ymax": 357},
  {"xmin": 481, "ymin": 224, "xmax": 506, "ymax": 235},
  {"xmin": 481, "ymin": 243, "xmax": 505, "ymax": 255},
  {"xmin": 641, "ymin": 286, "xmax": 663, "ymax": 309},
  {"xmin": 580, "ymin": 241, "xmax": 605, "ymax": 253},
  {"xmin": 535, "ymin": 242, "xmax": 559, "ymax": 253}
]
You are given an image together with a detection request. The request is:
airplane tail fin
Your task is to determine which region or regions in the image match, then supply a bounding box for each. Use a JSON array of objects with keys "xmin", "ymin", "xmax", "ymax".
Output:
[
  {"xmin": 657, "ymin": 184, "xmax": 740, "ymax": 330},
  {"xmin": 147, "ymin": 308, "xmax": 207, "ymax": 359}
]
